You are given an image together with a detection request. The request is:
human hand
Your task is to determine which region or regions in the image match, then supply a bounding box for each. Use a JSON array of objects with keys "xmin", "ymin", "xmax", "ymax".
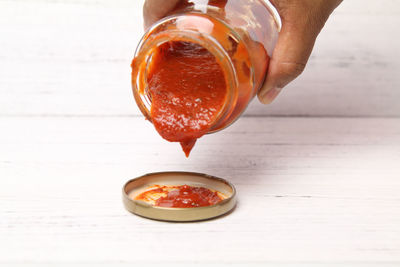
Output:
[
  {"xmin": 143, "ymin": 0, "xmax": 179, "ymax": 30},
  {"xmin": 142, "ymin": 0, "xmax": 342, "ymax": 104},
  {"xmin": 258, "ymin": 0, "xmax": 342, "ymax": 104}
]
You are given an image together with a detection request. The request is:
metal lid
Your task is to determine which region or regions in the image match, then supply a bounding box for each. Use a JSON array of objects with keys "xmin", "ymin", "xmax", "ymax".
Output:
[{"xmin": 122, "ymin": 171, "xmax": 236, "ymax": 222}]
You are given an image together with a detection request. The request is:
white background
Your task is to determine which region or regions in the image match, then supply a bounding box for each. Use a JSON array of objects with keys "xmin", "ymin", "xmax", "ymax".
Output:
[{"xmin": 1, "ymin": 0, "xmax": 399, "ymax": 266}]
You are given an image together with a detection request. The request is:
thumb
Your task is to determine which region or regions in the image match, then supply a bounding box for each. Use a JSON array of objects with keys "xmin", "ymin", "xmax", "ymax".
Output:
[{"xmin": 143, "ymin": 0, "xmax": 180, "ymax": 30}]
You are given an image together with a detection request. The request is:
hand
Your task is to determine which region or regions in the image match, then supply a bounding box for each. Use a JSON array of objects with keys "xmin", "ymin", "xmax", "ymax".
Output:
[
  {"xmin": 143, "ymin": 0, "xmax": 178, "ymax": 30},
  {"xmin": 142, "ymin": 0, "xmax": 342, "ymax": 104},
  {"xmin": 258, "ymin": 0, "xmax": 342, "ymax": 104}
]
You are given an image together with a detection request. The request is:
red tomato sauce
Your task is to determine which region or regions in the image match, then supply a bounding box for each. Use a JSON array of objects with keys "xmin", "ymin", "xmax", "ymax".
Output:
[
  {"xmin": 135, "ymin": 184, "xmax": 223, "ymax": 208},
  {"xmin": 147, "ymin": 41, "xmax": 227, "ymax": 157}
]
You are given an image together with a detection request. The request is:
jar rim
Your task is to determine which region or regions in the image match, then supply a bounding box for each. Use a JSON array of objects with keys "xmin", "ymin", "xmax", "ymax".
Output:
[{"xmin": 131, "ymin": 14, "xmax": 240, "ymax": 131}]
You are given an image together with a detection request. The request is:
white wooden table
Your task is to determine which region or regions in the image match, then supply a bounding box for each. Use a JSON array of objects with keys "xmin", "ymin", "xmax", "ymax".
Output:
[{"xmin": 1, "ymin": 0, "xmax": 400, "ymax": 266}]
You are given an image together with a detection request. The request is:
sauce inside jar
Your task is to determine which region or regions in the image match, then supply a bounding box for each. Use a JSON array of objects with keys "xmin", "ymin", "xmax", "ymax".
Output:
[
  {"xmin": 146, "ymin": 41, "xmax": 228, "ymax": 157},
  {"xmin": 135, "ymin": 184, "xmax": 223, "ymax": 208}
]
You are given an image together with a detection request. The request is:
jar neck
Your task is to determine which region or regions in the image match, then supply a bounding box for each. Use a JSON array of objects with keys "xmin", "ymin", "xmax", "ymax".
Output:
[{"xmin": 131, "ymin": 14, "xmax": 254, "ymax": 132}]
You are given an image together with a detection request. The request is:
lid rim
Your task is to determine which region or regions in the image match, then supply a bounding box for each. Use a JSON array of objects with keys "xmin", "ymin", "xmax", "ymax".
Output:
[{"xmin": 122, "ymin": 171, "xmax": 237, "ymax": 222}]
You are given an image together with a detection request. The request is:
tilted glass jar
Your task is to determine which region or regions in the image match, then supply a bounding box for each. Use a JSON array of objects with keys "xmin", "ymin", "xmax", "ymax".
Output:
[{"xmin": 132, "ymin": 0, "xmax": 280, "ymax": 133}]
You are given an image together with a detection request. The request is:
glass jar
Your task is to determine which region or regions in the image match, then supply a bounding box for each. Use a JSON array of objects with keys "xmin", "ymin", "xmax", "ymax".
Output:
[{"xmin": 132, "ymin": 0, "xmax": 280, "ymax": 133}]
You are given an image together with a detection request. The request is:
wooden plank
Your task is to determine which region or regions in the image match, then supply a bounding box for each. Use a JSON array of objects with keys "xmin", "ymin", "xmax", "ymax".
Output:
[
  {"xmin": 1, "ymin": 117, "xmax": 399, "ymax": 264},
  {"xmin": 0, "ymin": 0, "xmax": 399, "ymax": 117}
]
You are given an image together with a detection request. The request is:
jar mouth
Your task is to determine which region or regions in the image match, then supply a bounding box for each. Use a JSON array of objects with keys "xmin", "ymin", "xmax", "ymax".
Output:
[{"xmin": 131, "ymin": 16, "xmax": 239, "ymax": 132}]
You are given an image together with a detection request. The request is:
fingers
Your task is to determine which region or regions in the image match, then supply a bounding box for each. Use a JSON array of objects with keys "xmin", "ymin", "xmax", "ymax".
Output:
[
  {"xmin": 143, "ymin": 0, "xmax": 180, "ymax": 30},
  {"xmin": 258, "ymin": 0, "xmax": 342, "ymax": 104}
]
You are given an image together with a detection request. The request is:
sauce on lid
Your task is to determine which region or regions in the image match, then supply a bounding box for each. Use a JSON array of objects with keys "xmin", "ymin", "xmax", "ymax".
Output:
[{"xmin": 135, "ymin": 184, "xmax": 224, "ymax": 208}]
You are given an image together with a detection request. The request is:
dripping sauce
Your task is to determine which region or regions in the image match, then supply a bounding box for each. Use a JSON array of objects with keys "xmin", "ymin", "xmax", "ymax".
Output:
[{"xmin": 146, "ymin": 41, "xmax": 227, "ymax": 156}]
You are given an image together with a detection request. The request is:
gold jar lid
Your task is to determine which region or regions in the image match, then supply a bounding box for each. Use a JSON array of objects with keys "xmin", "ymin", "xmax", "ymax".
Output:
[{"xmin": 122, "ymin": 171, "xmax": 236, "ymax": 222}]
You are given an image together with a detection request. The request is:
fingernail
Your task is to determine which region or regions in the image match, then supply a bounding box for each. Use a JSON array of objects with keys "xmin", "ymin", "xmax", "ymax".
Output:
[{"xmin": 259, "ymin": 87, "xmax": 282, "ymax": 104}]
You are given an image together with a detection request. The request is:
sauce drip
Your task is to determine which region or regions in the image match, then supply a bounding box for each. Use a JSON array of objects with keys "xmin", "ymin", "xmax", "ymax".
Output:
[
  {"xmin": 135, "ymin": 184, "xmax": 223, "ymax": 208},
  {"xmin": 147, "ymin": 41, "xmax": 227, "ymax": 157}
]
